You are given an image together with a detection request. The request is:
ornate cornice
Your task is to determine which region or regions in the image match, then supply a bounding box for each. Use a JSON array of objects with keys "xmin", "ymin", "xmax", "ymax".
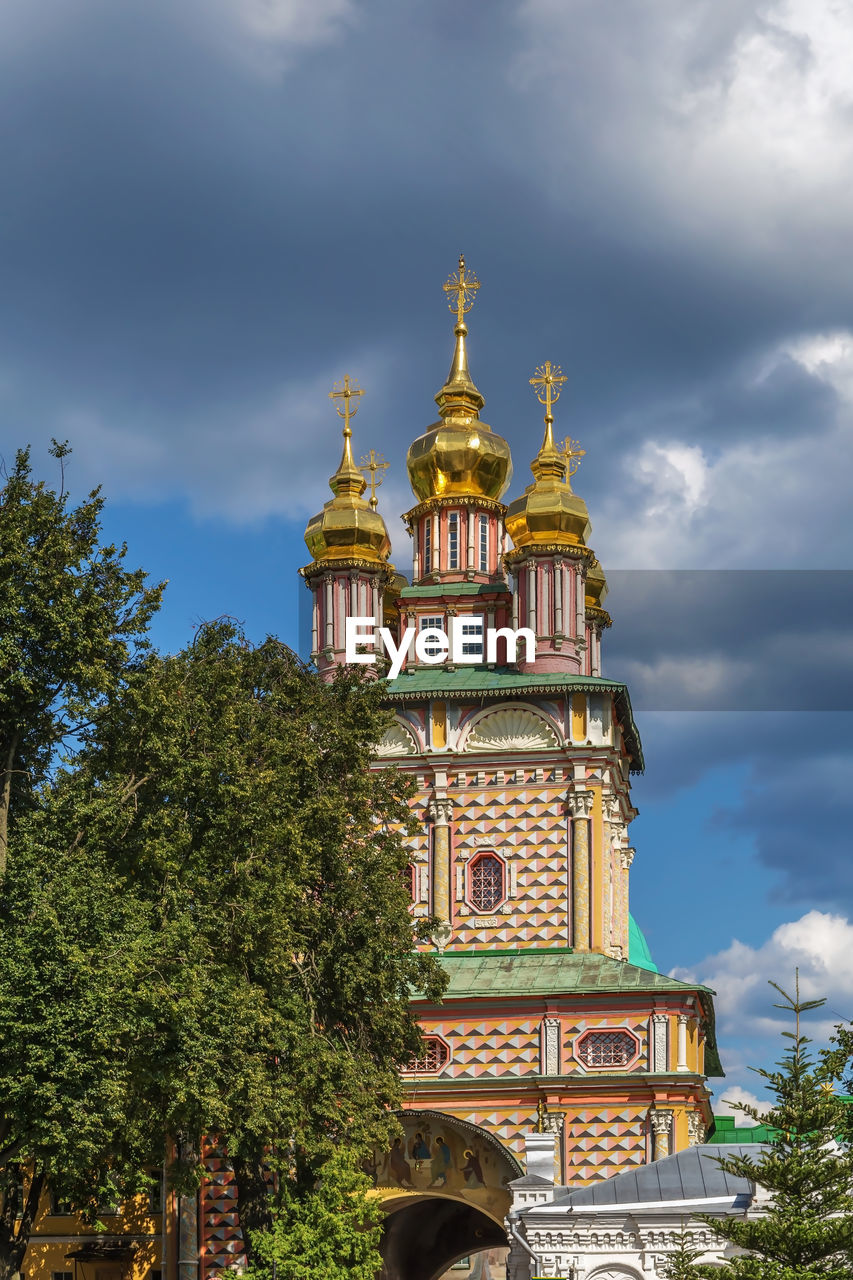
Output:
[
  {"xmin": 402, "ymin": 494, "xmax": 507, "ymax": 527},
  {"xmin": 503, "ymin": 543, "xmax": 594, "ymax": 567},
  {"xmin": 299, "ymin": 559, "xmax": 394, "ymax": 581}
]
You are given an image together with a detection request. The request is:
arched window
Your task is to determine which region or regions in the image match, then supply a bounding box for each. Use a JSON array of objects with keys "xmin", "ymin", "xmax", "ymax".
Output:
[
  {"xmin": 576, "ymin": 1029, "xmax": 639, "ymax": 1069},
  {"xmin": 468, "ymin": 852, "xmax": 505, "ymax": 913},
  {"xmin": 406, "ymin": 1036, "xmax": 450, "ymax": 1074}
]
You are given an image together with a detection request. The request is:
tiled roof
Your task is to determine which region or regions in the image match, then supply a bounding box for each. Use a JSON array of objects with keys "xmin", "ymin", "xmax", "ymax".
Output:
[{"xmin": 424, "ymin": 948, "xmax": 711, "ymax": 998}]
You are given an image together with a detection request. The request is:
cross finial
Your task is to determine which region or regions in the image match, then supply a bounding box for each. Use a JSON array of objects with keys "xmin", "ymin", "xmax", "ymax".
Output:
[
  {"xmin": 560, "ymin": 437, "xmax": 586, "ymax": 478},
  {"xmin": 443, "ymin": 254, "xmax": 480, "ymax": 326},
  {"xmin": 329, "ymin": 374, "xmax": 364, "ymax": 439},
  {"xmin": 529, "ymin": 361, "xmax": 568, "ymax": 427},
  {"xmin": 359, "ymin": 449, "xmax": 389, "ymax": 511}
]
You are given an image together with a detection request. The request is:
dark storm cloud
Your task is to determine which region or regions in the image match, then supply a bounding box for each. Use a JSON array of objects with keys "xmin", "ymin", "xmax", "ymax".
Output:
[
  {"xmin": 3, "ymin": 0, "xmax": 853, "ymax": 532},
  {"xmin": 605, "ymin": 570, "xmax": 853, "ymax": 710}
]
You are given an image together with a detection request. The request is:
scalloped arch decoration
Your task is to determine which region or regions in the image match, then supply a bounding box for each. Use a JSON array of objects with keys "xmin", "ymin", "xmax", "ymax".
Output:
[
  {"xmin": 375, "ymin": 721, "xmax": 419, "ymax": 758},
  {"xmin": 465, "ymin": 707, "xmax": 559, "ymax": 753}
]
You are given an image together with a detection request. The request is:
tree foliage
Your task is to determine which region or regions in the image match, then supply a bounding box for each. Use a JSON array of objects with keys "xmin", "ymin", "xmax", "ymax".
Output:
[
  {"xmin": 1, "ymin": 618, "xmax": 444, "ymax": 1277},
  {"xmin": 691, "ymin": 977, "xmax": 853, "ymax": 1279},
  {"xmin": 0, "ymin": 441, "xmax": 162, "ymax": 874}
]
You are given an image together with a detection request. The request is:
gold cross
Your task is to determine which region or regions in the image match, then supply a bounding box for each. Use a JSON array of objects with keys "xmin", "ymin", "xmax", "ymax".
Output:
[
  {"xmin": 443, "ymin": 254, "xmax": 480, "ymax": 325},
  {"xmin": 561, "ymin": 437, "xmax": 586, "ymax": 478},
  {"xmin": 529, "ymin": 361, "xmax": 568, "ymax": 424},
  {"xmin": 329, "ymin": 375, "xmax": 364, "ymax": 435},
  {"xmin": 360, "ymin": 449, "xmax": 389, "ymax": 510}
]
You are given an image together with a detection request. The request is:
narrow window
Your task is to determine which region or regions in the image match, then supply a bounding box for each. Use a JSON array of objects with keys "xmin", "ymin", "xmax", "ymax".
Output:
[
  {"xmin": 418, "ymin": 614, "xmax": 444, "ymax": 660},
  {"xmin": 469, "ymin": 852, "xmax": 504, "ymax": 912},
  {"xmin": 479, "ymin": 515, "xmax": 488, "ymax": 572},
  {"xmin": 458, "ymin": 617, "xmax": 483, "ymax": 659},
  {"xmin": 423, "ymin": 519, "xmax": 431, "ymax": 574},
  {"xmin": 448, "ymin": 511, "xmax": 459, "ymax": 569}
]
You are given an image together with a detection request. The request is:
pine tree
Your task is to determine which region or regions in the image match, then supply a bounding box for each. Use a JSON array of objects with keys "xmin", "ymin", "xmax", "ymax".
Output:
[
  {"xmin": 694, "ymin": 976, "xmax": 853, "ymax": 1279},
  {"xmin": 658, "ymin": 1226, "xmax": 706, "ymax": 1279}
]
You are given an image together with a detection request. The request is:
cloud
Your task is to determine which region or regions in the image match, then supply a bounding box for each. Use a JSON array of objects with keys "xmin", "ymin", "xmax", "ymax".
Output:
[
  {"xmin": 594, "ymin": 329, "xmax": 853, "ymax": 570},
  {"xmin": 676, "ymin": 910, "xmax": 853, "ymax": 1105},
  {"xmin": 677, "ymin": 909, "xmax": 853, "ymax": 1036},
  {"xmin": 713, "ymin": 1085, "xmax": 769, "ymax": 1126}
]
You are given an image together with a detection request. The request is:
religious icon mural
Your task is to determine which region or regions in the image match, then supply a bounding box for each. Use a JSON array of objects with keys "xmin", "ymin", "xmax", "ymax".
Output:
[{"xmin": 373, "ymin": 1110, "xmax": 520, "ymax": 1224}]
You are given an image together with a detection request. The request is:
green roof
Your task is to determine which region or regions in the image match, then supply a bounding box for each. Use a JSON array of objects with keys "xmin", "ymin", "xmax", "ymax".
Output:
[
  {"xmin": 422, "ymin": 947, "xmax": 708, "ymax": 999},
  {"xmin": 398, "ymin": 583, "xmax": 509, "ymax": 599},
  {"xmin": 382, "ymin": 667, "xmax": 644, "ymax": 771},
  {"xmin": 628, "ymin": 914, "xmax": 659, "ymax": 973}
]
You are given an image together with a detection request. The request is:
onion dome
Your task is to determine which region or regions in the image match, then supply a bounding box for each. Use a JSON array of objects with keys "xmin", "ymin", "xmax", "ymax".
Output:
[
  {"xmin": 406, "ymin": 256, "xmax": 512, "ymax": 503},
  {"xmin": 585, "ymin": 556, "xmax": 608, "ymax": 607},
  {"xmin": 505, "ymin": 361, "xmax": 591, "ymax": 549},
  {"xmin": 304, "ymin": 377, "xmax": 392, "ymax": 564}
]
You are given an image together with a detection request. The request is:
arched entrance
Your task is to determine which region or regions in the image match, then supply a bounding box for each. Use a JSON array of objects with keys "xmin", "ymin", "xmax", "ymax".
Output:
[{"xmin": 372, "ymin": 1111, "xmax": 522, "ymax": 1280}]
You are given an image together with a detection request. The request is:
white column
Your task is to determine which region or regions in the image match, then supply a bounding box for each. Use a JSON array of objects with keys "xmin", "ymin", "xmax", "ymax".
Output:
[
  {"xmin": 323, "ymin": 575, "xmax": 334, "ymax": 649},
  {"xmin": 554, "ymin": 562, "xmax": 563, "ymax": 635},
  {"xmin": 511, "ymin": 572, "xmax": 519, "ymax": 629},
  {"xmin": 467, "ymin": 510, "xmax": 475, "ymax": 570},
  {"xmin": 677, "ymin": 1014, "xmax": 690, "ymax": 1072},
  {"xmin": 412, "ymin": 527, "xmax": 418, "ymax": 579},
  {"xmin": 575, "ymin": 564, "xmax": 584, "ymax": 635},
  {"xmin": 564, "ymin": 562, "xmax": 572, "ymax": 637},
  {"xmin": 311, "ymin": 594, "xmax": 319, "ymax": 655},
  {"xmin": 349, "ymin": 573, "xmax": 358, "ymax": 620},
  {"xmin": 527, "ymin": 563, "xmax": 536, "ymax": 632}
]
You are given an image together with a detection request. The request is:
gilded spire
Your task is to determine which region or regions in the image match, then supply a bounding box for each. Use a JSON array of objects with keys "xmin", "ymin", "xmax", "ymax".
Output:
[
  {"xmin": 529, "ymin": 361, "xmax": 569, "ymax": 484},
  {"xmin": 303, "ymin": 377, "xmax": 392, "ymax": 565},
  {"xmin": 328, "ymin": 375, "xmax": 367, "ymax": 498},
  {"xmin": 435, "ymin": 254, "xmax": 485, "ymax": 417},
  {"xmin": 504, "ymin": 359, "xmax": 591, "ymax": 549}
]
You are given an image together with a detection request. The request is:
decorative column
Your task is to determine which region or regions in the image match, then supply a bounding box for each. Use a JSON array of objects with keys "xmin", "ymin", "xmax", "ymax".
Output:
[
  {"xmin": 620, "ymin": 847, "xmax": 634, "ymax": 959},
  {"xmin": 651, "ymin": 1013, "xmax": 668, "ymax": 1072},
  {"xmin": 429, "ymin": 797, "xmax": 453, "ymax": 942},
  {"xmin": 677, "ymin": 1014, "xmax": 690, "ymax": 1072},
  {"xmin": 687, "ymin": 1112, "xmax": 706, "ymax": 1146},
  {"xmin": 540, "ymin": 1018, "xmax": 561, "ymax": 1076},
  {"xmin": 568, "ymin": 789, "xmax": 594, "ymax": 952},
  {"xmin": 650, "ymin": 1110, "xmax": 673, "ymax": 1161}
]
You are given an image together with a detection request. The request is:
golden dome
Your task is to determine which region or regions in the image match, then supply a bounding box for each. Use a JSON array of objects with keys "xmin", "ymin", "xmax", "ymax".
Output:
[
  {"xmin": 304, "ymin": 380, "xmax": 391, "ymax": 565},
  {"xmin": 585, "ymin": 555, "xmax": 608, "ymax": 607},
  {"xmin": 406, "ymin": 257, "xmax": 512, "ymax": 504},
  {"xmin": 505, "ymin": 364, "xmax": 591, "ymax": 549}
]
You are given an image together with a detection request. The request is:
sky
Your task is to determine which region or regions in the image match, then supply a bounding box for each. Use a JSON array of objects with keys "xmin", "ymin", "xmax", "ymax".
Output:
[{"xmin": 2, "ymin": 0, "xmax": 852, "ymax": 1112}]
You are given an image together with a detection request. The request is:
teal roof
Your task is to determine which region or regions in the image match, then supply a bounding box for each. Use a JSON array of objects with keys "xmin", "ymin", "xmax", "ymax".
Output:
[
  {"xmin": 382, "ymin": 667, "xmax": 644, "ymax": 771},
  {"xmin": 628, "ymin": 914, "xmax": 659, "ymax": 973},
  {"xmin": 398, "ymin": 583, "xmax": 509, "ymax": 599},
  {"xmin": 422, "ymin": 948, "xmax": 705, "ymax": 998},
  {"xmin": 414, "ymin": 948, "xmax": 724, "ymax": 1078}
]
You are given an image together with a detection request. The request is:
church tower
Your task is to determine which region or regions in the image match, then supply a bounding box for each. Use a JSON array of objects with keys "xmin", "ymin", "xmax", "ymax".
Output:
[
  {"xmin": 301, "ymin": 376, "xmax": 395, "ymax": 680},
  {"xmin": 296, "ymin": 261, "xmax": 722, "ymax": 1280}
]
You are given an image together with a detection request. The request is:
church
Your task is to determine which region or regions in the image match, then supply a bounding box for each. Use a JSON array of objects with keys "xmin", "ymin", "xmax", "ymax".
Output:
[
  {"xmin": 21, "ymin": 261, "xmax": 744, "ymax": 1280},
  {"xmin": 293, "ymin": 258, "xmax": 730, "ymax": 1279}
]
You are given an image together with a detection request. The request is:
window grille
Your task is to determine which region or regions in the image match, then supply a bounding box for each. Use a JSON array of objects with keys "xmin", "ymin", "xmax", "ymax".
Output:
[
  {"xmin": 418, "ymin": 614, "xmax": 445, "ymax": 659},
  {"xmin": 577, "ymin": 1030, "xmax": 637, "ymax": 1068},
  {"xmin": 469, "ymin": 853, "xmax": 504, "ymax": 912},
  {"xmin": 407, "ymin": 1036, "xmax": 449, "ymax": 1073},
  {"xmin": 423, "ymin": 519, "xmax": 431, "ymax": 571},
  {"xmin": 479, "ymin": 515, "xmax": 488, "ymax": 572},
  {"xmin": 448, "ymin": 511, "xmax": 459, "ymax": 569}
]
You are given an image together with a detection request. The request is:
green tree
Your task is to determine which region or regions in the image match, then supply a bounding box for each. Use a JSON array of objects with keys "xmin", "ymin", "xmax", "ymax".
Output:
[
  {"xmin": 692, "ymin": 977, "xmax": 853, "ymax": 1279},
  {"xmin": 658, "ymin": 1226, "xmax": 706, "ymax": 1279},
  {"xmin": 4, "ymin": 622, "xmax": 444, "ymax": 1277},
  {"xmin": 0, "ymin": 441, "xmax": 162, "ymax": 874},
  {"xmin": 247, "ymin": 1150, "xmax": 384, "ymax": 1280}
]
